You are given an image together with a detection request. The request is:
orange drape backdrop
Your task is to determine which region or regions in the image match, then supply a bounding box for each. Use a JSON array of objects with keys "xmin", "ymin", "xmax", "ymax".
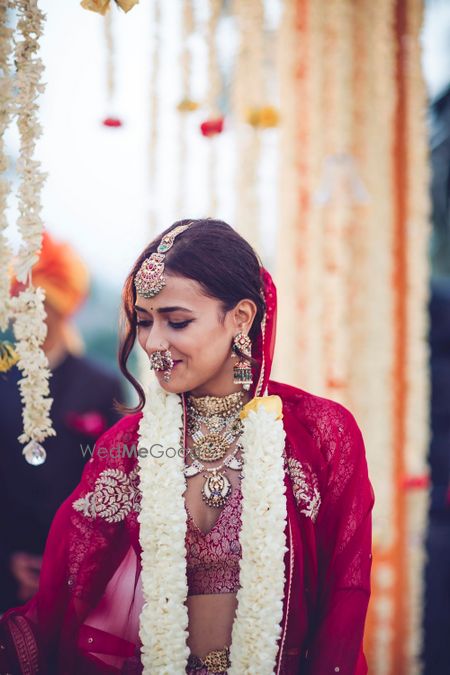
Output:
[{"xmin": 274, "ymin": 1, "xmax": 430, "ymax": 673}]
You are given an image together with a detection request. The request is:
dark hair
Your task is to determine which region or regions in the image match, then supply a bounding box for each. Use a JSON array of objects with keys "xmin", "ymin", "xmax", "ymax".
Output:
[{"xmin": 114, "ymin": 218, "xmax": 266, "ymax": 414}]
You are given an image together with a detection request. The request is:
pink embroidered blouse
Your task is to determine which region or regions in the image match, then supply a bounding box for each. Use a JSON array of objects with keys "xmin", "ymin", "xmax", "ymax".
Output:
[{"xmin": 185, "ymin": 487, "xmax": 242, "ymax": 596}]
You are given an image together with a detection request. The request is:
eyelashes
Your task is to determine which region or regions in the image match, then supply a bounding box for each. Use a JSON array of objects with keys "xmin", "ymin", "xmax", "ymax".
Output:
[{"xmin": 136, "ymin": 319, "xmax": 192, "ymax": 331}]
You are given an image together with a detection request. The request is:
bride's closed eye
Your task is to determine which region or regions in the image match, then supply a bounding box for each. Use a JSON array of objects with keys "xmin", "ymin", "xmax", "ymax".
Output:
[{"xmin": 136, "ymin": 319, "xmax": 193, "ymax": 330}]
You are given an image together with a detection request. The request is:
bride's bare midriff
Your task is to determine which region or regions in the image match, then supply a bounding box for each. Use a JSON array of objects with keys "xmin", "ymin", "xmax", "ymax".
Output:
[
  {"xmin": 185, "ymin": 593, "xmax": 238, "ymax": 657},
  {"xmin": 184, "ymin": 447, "xmax": 242, "ymax": 659}
]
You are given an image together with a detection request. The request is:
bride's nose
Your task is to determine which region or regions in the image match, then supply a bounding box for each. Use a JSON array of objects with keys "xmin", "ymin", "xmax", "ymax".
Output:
[{"xmin": 145, "ymin": 325, "xmax": 169, "ymax": 354}]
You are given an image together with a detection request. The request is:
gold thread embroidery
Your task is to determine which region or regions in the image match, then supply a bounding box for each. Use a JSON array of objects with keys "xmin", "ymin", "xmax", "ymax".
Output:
[
  {"xmin": 72, "ymin": 466, "xmax": 141, "ymax": 523},
  {"xmin": 287, "ymin": 457, "xmax": 321, "ymax": 523},
  {"xmin": 7, "ymin": 615, "xmax": 39, "ymax": 675}
]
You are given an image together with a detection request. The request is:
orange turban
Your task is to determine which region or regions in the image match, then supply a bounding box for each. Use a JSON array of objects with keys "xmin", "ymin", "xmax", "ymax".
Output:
[{"xmin": 10, "ymin": 231, "xmax": 90, "ymax": 317}]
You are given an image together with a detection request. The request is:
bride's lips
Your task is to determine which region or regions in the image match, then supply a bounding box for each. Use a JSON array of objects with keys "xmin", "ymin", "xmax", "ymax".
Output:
[{"xmin": 156, "ymin": 359, "xmax": 182, "ymax": 370}]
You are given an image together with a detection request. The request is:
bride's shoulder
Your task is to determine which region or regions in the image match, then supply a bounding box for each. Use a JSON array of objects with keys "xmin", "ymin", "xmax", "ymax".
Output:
[
  {"xmin": 97, "ymin": 412, "xmax": 143, "ymax": 447},
  {"xmin": 87, "ymin": 412, "xmax": 143, "ymax": 473},
  {"xmin": 268, "ymin": 379, "xmax": 365, "ymax": 460}
]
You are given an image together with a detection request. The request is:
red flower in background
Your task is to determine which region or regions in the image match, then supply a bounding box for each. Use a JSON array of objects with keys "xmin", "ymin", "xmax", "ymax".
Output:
[
  {"xmin": 400, "ymin": 474, "xmax": 430, "ymax": 490},
  {"xmin": 65, "ymin": 411, "xmax": 108, "ymax": 437},
  {"xmin": 102, "ymin": 117, "xmax": 123, "ymax": 128},
  {"xmin": 200, "ymin": 117, "xmax": 224, "ymax": 137}
]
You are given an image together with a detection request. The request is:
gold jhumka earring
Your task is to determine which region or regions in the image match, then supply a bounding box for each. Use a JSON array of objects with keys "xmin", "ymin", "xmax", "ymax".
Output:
[{"xmin": 231, "ymin": 331, "xmax": 253, "ymax": 391}]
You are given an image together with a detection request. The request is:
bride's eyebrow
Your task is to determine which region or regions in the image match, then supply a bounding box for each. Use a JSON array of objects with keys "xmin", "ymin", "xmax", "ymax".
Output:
[{"xmin": 134, "ymin": 304, "xmax": 194, "ymax": 314}]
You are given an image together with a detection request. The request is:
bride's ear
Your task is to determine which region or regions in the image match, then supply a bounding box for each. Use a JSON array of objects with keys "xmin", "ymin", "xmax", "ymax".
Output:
[{"xmin": 233, "ymin": 299, "xmax": 257, "ymax": 333}]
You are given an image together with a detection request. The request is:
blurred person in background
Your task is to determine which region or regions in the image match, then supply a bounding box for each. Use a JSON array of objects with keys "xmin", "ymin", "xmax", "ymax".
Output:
[
  {"xmin": 0, "ymin": 230, "xmax": 124, "ymax": 613},
  {"xmin": 423, "ymin": 278, "xmax": 450, "ymax": 675},
  {"xmin": 423, "ymin": 81, "xmax": 450, "ymax": 675}
]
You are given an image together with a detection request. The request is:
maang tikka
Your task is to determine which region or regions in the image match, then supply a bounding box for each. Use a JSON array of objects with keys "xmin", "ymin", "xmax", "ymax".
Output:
[
  {"xmin": 134, "ymin": 221, "xmax": 193, "ymax": 299},
  {"xmin": 231, "ymin": 331, "xmax": 253, "ymax": 391},
  {"xmin": 135, "ymin": 222, "xmax": 193, "ymax": 381}
]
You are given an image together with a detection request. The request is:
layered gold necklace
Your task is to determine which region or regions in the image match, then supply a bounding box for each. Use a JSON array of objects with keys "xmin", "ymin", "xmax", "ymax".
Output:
[{"xmin": 184, "ymin": 390, "xmax": 245, "ymax": 507}]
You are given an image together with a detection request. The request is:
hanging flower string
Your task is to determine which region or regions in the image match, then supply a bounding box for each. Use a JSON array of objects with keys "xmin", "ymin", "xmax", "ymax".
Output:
[
  {"xmin": 10, "ymin": 287, "xmax": 55, "ymax": 464},
  {"xmin": 232, "ymin": 0, "xmax": 265, "ymax": 248},
  {"xmin": 176, "ymin": 0, "xmax": 198, "ymax": 115},
  {"xmin": 175, "ymin": 0, "xmax": 195, "ymax": 216},
  {"xmin": 101, "ymin": 6, "xmax": 122, "ymax": 128},
  {"xmin": 12, "ymin": 0, "xmax": 55, "ymax": 464},
  {"xmin": 202, "ymin": 0, "xmax": 223, "ymax": 215},
  {"xmin": 0, "ymin": 0, "xmax": 14, "ymax": 335},
  {"xmin": 145, "ymin": 0, "xmax": 161, "ymax": 235}
]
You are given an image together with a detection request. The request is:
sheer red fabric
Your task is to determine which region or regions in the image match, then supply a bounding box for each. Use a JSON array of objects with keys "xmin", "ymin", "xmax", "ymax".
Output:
[{"xmin": 0, "ymin": 267, "xmax": 374, "ymax": 674}]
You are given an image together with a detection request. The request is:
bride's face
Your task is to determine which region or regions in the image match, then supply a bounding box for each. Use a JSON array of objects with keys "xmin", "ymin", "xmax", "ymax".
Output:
[{"xmin": 134, "ymin": 274, "xmax": 256, "ymax": 396}]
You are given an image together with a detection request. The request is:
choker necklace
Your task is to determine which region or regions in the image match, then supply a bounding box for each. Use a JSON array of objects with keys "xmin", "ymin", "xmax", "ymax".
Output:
[
  {"xmin": 187, "ymin": 390, "xmax": 244, "ymax": 416},
  {"xmin": 186, "ymin": 391, "xmax": 244, "ymax": 462}
]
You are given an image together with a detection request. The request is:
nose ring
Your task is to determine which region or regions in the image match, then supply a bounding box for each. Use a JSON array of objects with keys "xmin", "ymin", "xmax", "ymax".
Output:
[{"xmin": 149, "ymin": 348, "xmax": 174, "ymax": 382}]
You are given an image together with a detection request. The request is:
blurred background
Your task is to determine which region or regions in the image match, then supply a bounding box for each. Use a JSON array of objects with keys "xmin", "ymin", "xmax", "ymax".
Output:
[{"xmin": 1, "ymin": 0, "xmax": 450, "ymax": 673}]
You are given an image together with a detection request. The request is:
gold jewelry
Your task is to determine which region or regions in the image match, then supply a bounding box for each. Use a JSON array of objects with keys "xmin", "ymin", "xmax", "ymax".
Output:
[
  {"xmin": 184, "ymin": 444, "xmax": 243, "ymax": 508},
  {"xmin": 184, "ymin": 391, "xmax": 245, "ymax": 507},
  {"xmin": 192, "ymin": 432, "xmax": 232, "ymax": 462},
  {"xmin": 149, "ymin": 349, "xmax": 174, "ymax": 382},
  {"xmin": 231, "ymin": 331, "xmax": 253, "ymax": 391},
  {"xmin": 187, "ymin": 646, "xmax": 231, "ymax": 672},
  {"xmin": 187, "ymin": 390, "xmax": 244, "ymax": 416},
  {"xmin": 186, "ymin": 392, "xmax": 244, "ymax": 461},
  {"xmin": 134, "ymin": 222, "xmax": 193, "ymax": 298}
]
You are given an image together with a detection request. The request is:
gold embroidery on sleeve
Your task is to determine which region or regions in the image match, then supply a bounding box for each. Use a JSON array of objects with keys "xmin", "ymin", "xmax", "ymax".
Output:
[
  {"xmin": 72, "ymin": 466, "xmax": 141, "ymax": 523},
  {"xmin": 287, "ymin": 457, "xmax": 321, "ymax": 523}
]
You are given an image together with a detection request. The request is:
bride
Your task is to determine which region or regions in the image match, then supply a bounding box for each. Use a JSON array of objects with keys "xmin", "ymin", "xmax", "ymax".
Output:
[{"xmin": 0, "ymin": 218, "xmax": 374, "ymax": 674}]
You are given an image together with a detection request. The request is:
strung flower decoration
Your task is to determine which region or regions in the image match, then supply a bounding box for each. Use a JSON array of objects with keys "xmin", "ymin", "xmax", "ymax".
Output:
[
  {"xmin": 0, "ymin": 0, "xmax": 14, "ymax": 334},
  {"xmin": 10, "ymin": 287, "xmax": 56, "ymax": 465},
  {"xmin": 246, "ymin": 105, "xmax": 280, "ymax": 129},
  {"xmin": 13, "ymin": 0, "xmax": 55, "ymax": 464},
  {"xmin": 177, "ymin": 98, "xmax": 199, "ymax": 113},
  {"xmin": 200, "ymin": 116, "xmax": 224, "ymax": 138},
  {"xmin": 0, "ymin": 340, "xmax": 19, "ymax": 373},
  {"xmin": 100, "ymin": 7, "xmax": 123, "ymax": 128},
  {"xmin": 80, "ymin": 0, "xmax": 139, "ymax": 15}
]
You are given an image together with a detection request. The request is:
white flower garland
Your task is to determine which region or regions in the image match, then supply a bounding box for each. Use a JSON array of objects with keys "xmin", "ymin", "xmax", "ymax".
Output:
[
  {"xmin": 11, "ymin": 0, "xmax": 55, "ymax": 455},
  {"xmin": 14, "ymin": 0, "xmax": 47, "ymax": 283},
  {"xmin": 137, "ymin": 375, "xmax": 288, "ymax": 674},
  {"xmin": 137, "ymin": 378, "xmax": 189, "ymax": 673},
  {"xmin": 0, "ymin": 0, "xmax": 14, "ymax": 332},
  {"xmin": 9, "ymin": 286, "xmax": 55, "ymax": 445}
]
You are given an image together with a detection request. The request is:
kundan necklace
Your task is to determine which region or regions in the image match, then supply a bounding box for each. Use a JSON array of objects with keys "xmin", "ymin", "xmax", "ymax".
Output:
[
  {"xmin": 186, "ymin": 391, "xmax": 244, "ymax": 462},
  {"xmin": 184, "ymin": 391, "xmax": 245, "ymax": 507}
]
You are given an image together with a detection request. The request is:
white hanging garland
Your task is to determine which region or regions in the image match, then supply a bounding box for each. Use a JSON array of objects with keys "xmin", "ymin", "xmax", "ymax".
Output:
[
  {"xmin": 0, "ymin": 0, "xmax": 14, "ymax": 334},
  {"xmin": 11, "ymin": 0, "xmax": 55, "ymax": 460}
]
